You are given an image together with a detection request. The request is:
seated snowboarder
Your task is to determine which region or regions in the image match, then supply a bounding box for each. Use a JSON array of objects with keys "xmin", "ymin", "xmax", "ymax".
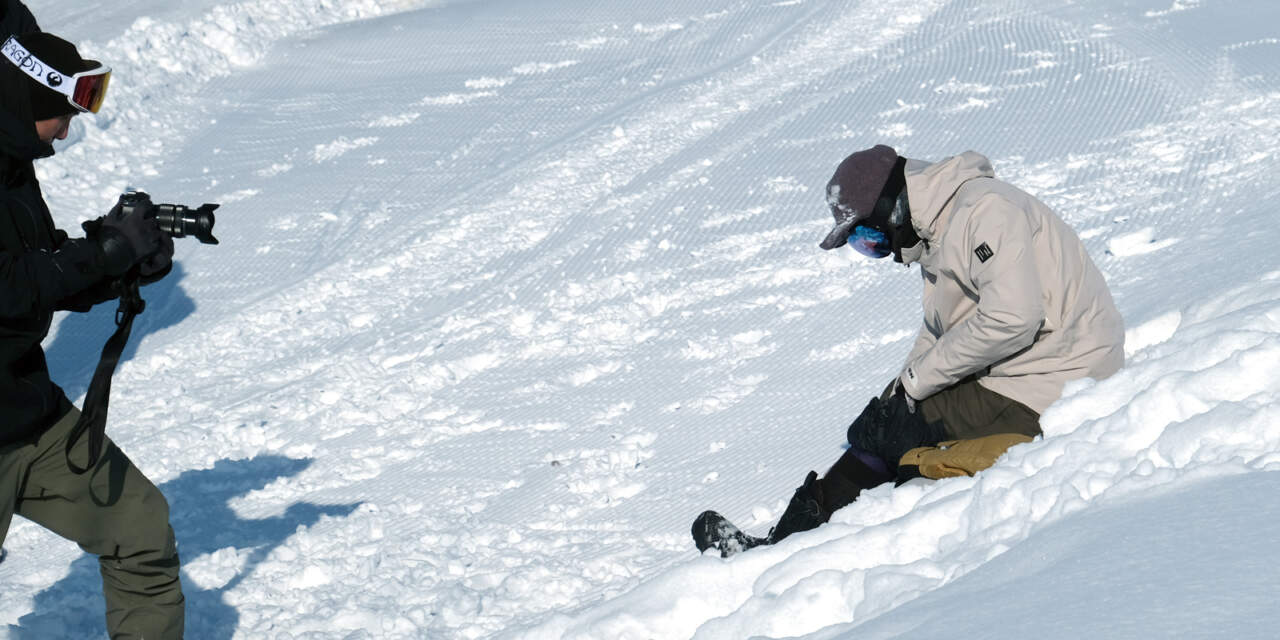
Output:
[{"xmin": 693, "ymin": 145, "xmax": 1125, "ymax": 557}]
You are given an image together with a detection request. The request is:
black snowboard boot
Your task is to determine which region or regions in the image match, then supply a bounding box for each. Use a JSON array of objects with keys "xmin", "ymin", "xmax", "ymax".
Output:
[
  {"xmin": 692, "ymin": 458, "xmax": 895, "ymax": 558},
  {"xmin": 692, "ymin": 470, "xmax": 833, "ymax": 558},
  {"xmin": 766, "ymin": 470, "xmax": 830, "ymax": 544},
  {"xmin": 692, "ymin": 510, "xmax": 769, "ymax": 558}
]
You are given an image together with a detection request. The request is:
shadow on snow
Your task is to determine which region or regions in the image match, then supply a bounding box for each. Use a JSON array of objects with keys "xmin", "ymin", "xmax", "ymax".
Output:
[
  {"xmin": 44, "ymin": 262, "xmax": 197, "ymax": 402},
  {"xmin": 10, "ymin": 455, "xmax": 361, "ymax": 639}
]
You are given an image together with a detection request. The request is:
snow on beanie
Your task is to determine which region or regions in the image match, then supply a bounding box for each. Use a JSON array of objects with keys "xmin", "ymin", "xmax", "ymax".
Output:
[
  {"xmin": 819, "ymin": 144, "xmax": 900, "ymax": 250},
  {"xmin": 11, "ymin": 32, "xmax": 96, "ymax": 120}
]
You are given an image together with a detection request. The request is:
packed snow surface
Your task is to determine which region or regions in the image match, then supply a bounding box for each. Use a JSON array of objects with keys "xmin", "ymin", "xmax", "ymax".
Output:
[{"xmin": 3, "ymin": 0, "xmax": 1279, "ymax": 638}]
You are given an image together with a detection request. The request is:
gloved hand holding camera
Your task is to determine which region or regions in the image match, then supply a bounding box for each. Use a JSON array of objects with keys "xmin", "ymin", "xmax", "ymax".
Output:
[
  {"xmin": 85, "ymin": 190, "xmax": 218, "ymax": 283},
  {"xmin": 93, "ymin": 199, "xmax": 173, "ymax": 278}
]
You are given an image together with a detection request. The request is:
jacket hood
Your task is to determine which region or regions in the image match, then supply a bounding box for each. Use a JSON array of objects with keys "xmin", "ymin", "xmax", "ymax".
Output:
[
  {"xmin": 904, "ymin": 151, "xmax": 995, "ymax": 241},
  {"xmin": 0, "ymin": 62, "xmax": 54, "ymax": 167}
]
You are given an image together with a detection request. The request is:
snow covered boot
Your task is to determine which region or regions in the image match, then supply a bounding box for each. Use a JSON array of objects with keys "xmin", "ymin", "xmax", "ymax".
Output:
[
  {"xmin": 692, "ymin": 510, "xmax": 769, "ymax": 558},
  {"xmin": 765, "ymin": 470, "xmax": 830, "ymax": 544},
  {"xmin": 692, "ymin": 471, "xmax": 830, "ymax": 557}
]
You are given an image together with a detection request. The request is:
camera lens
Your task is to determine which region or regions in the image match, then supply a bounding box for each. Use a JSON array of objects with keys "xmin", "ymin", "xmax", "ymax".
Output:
[{"xmin": 154, "ymin": 203, "xmax": 219, "ymax": 244}]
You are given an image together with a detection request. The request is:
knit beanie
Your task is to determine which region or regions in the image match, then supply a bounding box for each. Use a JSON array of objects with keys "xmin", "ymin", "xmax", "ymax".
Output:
[
  {"xmin": 7, "ymin": 32, "xmax": 99, "ymax": 120},
  {"xmin": 819, "ymin": 145, "xmax": 900, "ymax": 250}
]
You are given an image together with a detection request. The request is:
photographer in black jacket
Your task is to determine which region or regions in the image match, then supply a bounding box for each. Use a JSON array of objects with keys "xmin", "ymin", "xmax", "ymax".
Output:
[{"xmin": 0, "ymin": 21, "xmax": 184, "ymax": 640}]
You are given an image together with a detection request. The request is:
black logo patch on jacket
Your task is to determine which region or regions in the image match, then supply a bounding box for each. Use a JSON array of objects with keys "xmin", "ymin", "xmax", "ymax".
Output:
[{"xmin": 974, "ymin": 242, "xmax": 994, "ymax": 263}]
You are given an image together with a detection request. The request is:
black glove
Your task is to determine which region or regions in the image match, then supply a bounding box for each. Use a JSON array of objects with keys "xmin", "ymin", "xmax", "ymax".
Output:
[
  {"xmin": 91, "ymin": 201, "xmax": 167, "ymax": 276},
  {"xmin": 847, "ymin": 384, "xmax": 945, "ymax": 471},
  {"xmin": 138, "ymin": 233, "xmax": 175, "ymax": 284}
]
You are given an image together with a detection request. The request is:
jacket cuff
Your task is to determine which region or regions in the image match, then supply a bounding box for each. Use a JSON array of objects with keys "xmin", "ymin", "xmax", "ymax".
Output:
[{"xmin": 899, "ymin": 363, "xmax": 927, "ymax": 401}]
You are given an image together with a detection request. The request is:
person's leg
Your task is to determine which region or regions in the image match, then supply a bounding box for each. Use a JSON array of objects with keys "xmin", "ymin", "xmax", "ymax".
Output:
[
  {"xmin": 897, "ymin": 378, "xmax": 1041, "ymax": 480},
  {"xmin": 16, "ymin": 408, "xmax": 184, "ymax": 640},
  {"xmin": 817, "ymin": 446, "xmax": 895, "ymax": 512},
  {"xmin": 849, "ymin": 377, "xmax": 1040, "ymax": 471},
  {"xmin": 764, "ymin": 444, "xmax": 899, "ymax": 543},
  {"xmin": 845, "ymin": 381, "xmax": 948, "ymax": 476},
  {"xmin": 695, "ymin": 379, "xmax": 1039, "ymax": 556},
  {"xmin": 0, "ymin": 438, "xmax": 36, "ymax": 550},
  {"xmin": 917, "ymin": 378, "xmax": 1042, "ymax": 441}
]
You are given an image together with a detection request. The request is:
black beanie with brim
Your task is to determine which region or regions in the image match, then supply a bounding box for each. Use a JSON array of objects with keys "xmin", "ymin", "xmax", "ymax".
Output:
[
  {"xmin": 8, "ymin": 32, "xmax": 99, "ymax": 121},
  {"xmin": 820, "ymin": 144, "xmax": 899, "ymax": 250}
]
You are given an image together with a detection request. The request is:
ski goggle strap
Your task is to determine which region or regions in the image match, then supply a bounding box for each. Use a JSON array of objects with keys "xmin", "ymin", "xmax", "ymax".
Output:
[
  {"xmin": 847, "ymin": 224, "xmax": 892, "ymax": 259},
  {"xmin": 2, "ymin": 36, "xmax": 111, "ymax": 114}
]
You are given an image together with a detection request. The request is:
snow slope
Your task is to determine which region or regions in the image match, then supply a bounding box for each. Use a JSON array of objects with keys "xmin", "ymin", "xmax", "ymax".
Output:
[{"xmin": 3, "ymin": 0, "xmax": 1279, "ymax": 638}]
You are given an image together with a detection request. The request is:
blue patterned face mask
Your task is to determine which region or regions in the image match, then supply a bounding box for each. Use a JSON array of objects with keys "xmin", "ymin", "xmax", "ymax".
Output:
[{"xmin": 847, "ymin": 224, "xmax": 891, "ymax": 259}]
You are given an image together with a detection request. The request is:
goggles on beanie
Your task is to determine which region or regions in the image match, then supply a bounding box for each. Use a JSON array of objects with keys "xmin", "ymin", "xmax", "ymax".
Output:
[
  {"xmin": 846, "ymin": 224, "xmax": 892, "ymax": 259},
  {"xmin": 3, "ymin": 36, "xmax": 111, "ymax": 114}
]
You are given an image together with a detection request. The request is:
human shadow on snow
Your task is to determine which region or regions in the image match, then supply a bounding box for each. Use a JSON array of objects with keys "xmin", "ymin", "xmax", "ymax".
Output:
[
  {"xmin": 10, "ymin": 455, "xmax": 361, "ymax": 639},
  {"xmin": 44, "ymin": 262, "xmax": 197, "ymax": 403}
]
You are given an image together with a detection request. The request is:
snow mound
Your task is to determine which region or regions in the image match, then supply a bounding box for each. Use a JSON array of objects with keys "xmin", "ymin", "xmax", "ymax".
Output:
[{"xmin": 513, "ymin": 274, "xmax": 1280, "ymax": 638}]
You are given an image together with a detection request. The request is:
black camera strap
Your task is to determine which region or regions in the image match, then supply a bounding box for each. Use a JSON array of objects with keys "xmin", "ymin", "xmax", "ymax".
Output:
[{"xmin": 64, "ymin": 277, "xmax": 145, "ymax": 475}]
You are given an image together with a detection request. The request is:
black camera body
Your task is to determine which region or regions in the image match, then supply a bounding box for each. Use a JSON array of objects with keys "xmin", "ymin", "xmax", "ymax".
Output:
[{"xmin": 117, "ymin": 189, "xmax": 220, "ymax": 245}]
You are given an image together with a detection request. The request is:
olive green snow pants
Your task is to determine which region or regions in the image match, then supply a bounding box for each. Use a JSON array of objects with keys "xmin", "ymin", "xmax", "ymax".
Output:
[
  {"xmin": 908, "ymin": 377, "xmax": 1042, "ymax": 442},
  {"xmin": 889, "ymin": 377, "xmax": 1042, "ymax": 480},
  {"xmin": 0, "ymin": 407, "xmax": 184, "ymax": 640}
]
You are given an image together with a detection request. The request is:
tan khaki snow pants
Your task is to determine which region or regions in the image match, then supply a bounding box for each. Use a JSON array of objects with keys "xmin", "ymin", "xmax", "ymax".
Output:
[{"xmin": 0, "ymin": 407, "xmax": 184, "ymax": 640}]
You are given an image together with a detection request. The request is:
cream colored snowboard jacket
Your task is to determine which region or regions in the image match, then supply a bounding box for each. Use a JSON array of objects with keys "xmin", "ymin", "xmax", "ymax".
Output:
[{"xmin": 897, "ymin": 151, "xmax": 1125, "ymax": 414}]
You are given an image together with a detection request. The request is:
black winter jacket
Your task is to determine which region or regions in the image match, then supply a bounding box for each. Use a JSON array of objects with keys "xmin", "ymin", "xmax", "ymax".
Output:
[{"xmin": 0, "ymin": 21, "xmax": 118, "ymax": 445}]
